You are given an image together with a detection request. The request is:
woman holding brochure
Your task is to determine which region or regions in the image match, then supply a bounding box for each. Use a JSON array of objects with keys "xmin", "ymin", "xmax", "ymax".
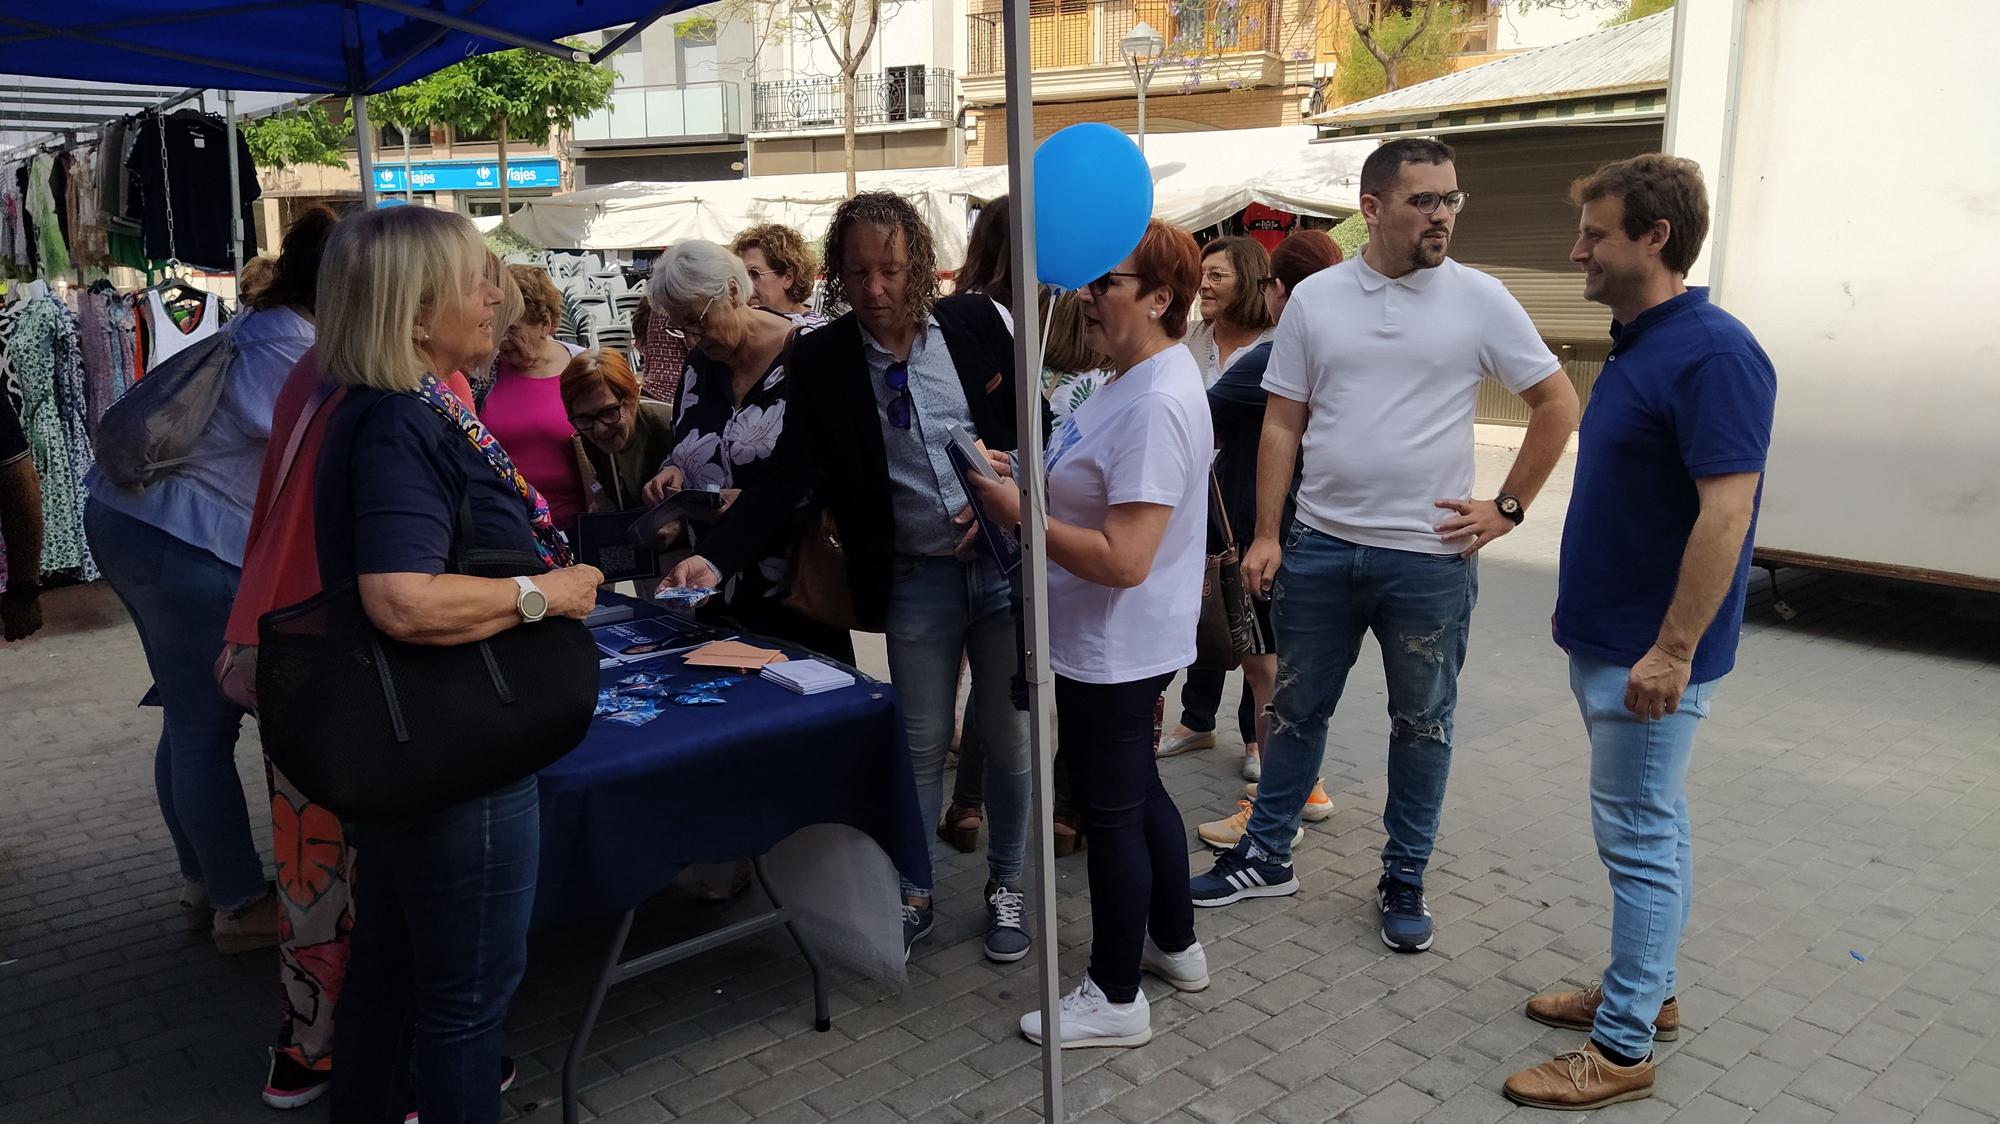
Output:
[
  {"xmin": 965, "ymin": 220, "xmax": 1215, "ymax": 1048},
  {"xmin": 641, "ymin": 239, "xmax": 852, "ymax": 663}
]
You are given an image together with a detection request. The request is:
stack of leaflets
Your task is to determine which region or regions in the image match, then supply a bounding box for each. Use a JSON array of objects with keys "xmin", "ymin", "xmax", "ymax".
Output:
[{"xmin": 760, "ymin": 659, "xmax": 856, "ymax": 695}]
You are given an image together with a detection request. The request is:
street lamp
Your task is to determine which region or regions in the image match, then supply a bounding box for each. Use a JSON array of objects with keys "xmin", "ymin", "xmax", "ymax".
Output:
[{"xmin": 1120, "ymin": 19, "xmax": 1167, "ymax": 154}]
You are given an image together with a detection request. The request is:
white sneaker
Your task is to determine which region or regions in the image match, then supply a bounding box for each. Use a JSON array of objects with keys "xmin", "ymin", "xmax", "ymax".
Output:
[
  {"xmin": 1140, "ymin": 938, "xmax": 1210, "ymax": 991},
  {"xmin": 1019, "ymin": 976, "xmax": 1152, "ymax": 1048},
  {"xmin": 1241, "ymin": 748, "xmax": 1262, "ymax": 781}
]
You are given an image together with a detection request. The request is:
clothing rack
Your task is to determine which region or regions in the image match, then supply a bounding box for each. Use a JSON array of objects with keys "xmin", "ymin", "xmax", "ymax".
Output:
[{"xmin": 1, "ymin": 82, "xmax": 247, "ymax": 271}]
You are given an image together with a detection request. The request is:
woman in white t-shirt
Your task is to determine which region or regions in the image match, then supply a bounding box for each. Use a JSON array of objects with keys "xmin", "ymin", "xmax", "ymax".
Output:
[{"xmin": 968, "ymin": 220, "xmax": 1216, "ymax": 1048}]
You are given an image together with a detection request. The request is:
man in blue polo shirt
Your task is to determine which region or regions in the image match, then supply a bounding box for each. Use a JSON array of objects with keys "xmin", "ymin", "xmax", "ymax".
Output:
[{"xmin": 1505, "ymin": 155, "xmax": 1777, "ymax": 1110}]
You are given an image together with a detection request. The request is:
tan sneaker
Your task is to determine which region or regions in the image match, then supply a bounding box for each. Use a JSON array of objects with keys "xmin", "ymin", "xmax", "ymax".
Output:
[
  {"xmin": 1503, "ymin": 1041, "xmax": 1653, "ymax": 1110},
  {"xmin": 1243, "ymin": 781, "xmax": 1335, "ymax": 823},
  {"xmin": 1157, "ymin": 729, "xmax": 1217, "ymax": 759},
  {"xmin": 212, "ymin": 891, "xmax": 282, "ymax": 955},
  {"xmin": 1197, "ymin": 800, "xmax": 1305, "ymax": 850},
  {"xmin": 1525, "ymin": 981, "xmax": 1680, "ymax": 1041}
]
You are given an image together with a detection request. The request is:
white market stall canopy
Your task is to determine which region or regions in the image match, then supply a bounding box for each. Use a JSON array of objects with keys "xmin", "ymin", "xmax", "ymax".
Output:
[{"xmin": 508, "ymin": 126, "xmax": 1373, "ymax": 266}]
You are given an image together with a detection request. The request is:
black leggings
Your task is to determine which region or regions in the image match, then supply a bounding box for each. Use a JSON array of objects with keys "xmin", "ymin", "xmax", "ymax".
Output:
[{"xmin": 1058, "ymin": 672, "xmax": 1196, "ymax": 1003}]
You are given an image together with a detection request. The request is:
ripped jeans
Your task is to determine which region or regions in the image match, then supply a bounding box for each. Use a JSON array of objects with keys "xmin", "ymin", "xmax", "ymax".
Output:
[{"xmin": 1239, "ymin": 521, "xmax": 1477, "ymax": 872}]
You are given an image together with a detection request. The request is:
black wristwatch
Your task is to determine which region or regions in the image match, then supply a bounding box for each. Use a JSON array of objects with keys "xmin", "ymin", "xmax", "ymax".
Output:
[{"xmin": 1495, "ymin": 493, "xmax": 1525, "ymax": 525}]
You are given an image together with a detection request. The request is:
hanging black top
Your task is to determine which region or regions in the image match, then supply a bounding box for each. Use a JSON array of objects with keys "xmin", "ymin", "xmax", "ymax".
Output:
[{"xmin": 126, "ymin": 110, "xmax": 262, "ymax": 270}]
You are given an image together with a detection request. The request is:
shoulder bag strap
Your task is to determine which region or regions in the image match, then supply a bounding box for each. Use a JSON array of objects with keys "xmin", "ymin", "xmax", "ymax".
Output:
[
  {"xmin": 1208, "ymin": 468, "xmax": 1237, "ymax": 550},
  {"xmin": 271, "ymin": 381, "xmax": 338, "ymax": 505}
]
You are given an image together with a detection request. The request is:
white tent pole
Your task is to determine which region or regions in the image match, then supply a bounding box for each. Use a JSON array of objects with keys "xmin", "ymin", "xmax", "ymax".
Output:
[
  {"xmin": 224, "ymin": 88, "xmax": 244, "ymax": 272},
  {"xmin": 999, "ymin": 0, "xmax": 1063, "ymax": 1120}
]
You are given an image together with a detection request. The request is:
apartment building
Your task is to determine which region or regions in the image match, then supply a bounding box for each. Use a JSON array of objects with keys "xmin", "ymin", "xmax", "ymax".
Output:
[
  {"xmin": 571, "ymin": 11, "xmax": 756, "ymax": 187},
  {"xmin": 960, "ymin": 0, "xmax": 1607, "ymax": 166},
  {"xmin": 745, "ymin": 1, "xmax": 967, "ymax": 175}
]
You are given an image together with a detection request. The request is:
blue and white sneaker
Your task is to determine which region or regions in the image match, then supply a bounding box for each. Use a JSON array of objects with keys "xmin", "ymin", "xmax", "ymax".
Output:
[
  {"xmin": 1190, "ymin": 847, "xmax": 1299, "ymax": 907},
  {"xmin": 1377, "ymin": 865, "xmax": 1434, "ymax": 952}
]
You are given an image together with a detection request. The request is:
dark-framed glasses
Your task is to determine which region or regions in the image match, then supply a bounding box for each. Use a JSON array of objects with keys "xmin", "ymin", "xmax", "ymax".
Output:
[
  {"xmin": 1086, "ymin": 271, "xmax": 1145, "ymax": 297},
  {"xmin": 884, "ymin": 361, "xmax": 912, "ymax": 429},
  {"xmin": 1407, "ymin": 190, "xmax": 1470, "ymax": 216},
  {"xmin": 568, "ymin": 403, "xmax": 625, "ymax": 430}
]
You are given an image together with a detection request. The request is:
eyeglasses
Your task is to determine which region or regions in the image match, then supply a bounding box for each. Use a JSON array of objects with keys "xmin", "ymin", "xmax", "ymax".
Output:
[
  {"xmin": 568, "ymin": 403, "xmax": 625, "ymax": 430},
  {"xmin": 1254, "ymin": 277, "xmax": 1279, "ymax": 291},
  {"xmin": 1406, "ymin": 190, "xmax": 1470, "ymax": 216},
  {"xmin": 1200, "ymin": 268, "xmax": 1236, "ymax": 286},
  {"xmin": 662, "ymin": 294, "xmax": 719, "ymax": 340},
  {"xmin": 1086, "ymin": 271, "xmax": 1145, "ymax": 297},
  {"xmin": 744, "ymin": 266, "xmax": 787, "ymax": 283},
  {"xmin": 884, "ymin": 361, "xmax": 912, "ymax": 429}
]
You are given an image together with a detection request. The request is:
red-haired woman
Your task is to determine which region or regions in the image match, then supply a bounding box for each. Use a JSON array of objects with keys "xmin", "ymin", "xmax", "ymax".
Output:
[{"xmin": 968, "ymin": 220, "xmax": 1216, "ymax": 1048}]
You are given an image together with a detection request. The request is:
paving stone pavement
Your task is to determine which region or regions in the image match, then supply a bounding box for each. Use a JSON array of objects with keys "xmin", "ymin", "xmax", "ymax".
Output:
[{"xmin": 4, "ymin": 446, "xmax": 1999, "ymax": 1124}]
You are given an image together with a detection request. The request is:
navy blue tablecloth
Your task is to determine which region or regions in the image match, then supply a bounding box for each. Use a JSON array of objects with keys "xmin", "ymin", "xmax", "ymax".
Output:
[{"xmin": 532, "ymin": 600, "xmax": 929, "ymax": 928}]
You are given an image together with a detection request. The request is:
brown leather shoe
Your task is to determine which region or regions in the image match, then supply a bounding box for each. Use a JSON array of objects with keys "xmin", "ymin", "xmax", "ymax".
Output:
[
  {"xmin": 1503, "ymin": 1041, "xmax": 1654, "ymax": 1110},
  {"xmin": 1052, "ymin": 812, "xmax": 1085, "ymax": 857},
  {"xmin": 1525, "ymin": 981, "xmax": 1679, "ymax": 1041},
  {"xmin": 938, "ymin": 803, "xmax": 984, "ymax": 853}
]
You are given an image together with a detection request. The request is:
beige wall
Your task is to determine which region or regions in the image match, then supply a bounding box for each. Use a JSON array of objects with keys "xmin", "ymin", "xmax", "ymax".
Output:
[
  {"xmin": 964, "ymin": 88, "xmax": 1302, "ymax": 167},
  {"xmin": 750, "ymin": 129, "xmax": 956, "ymax": 176}
]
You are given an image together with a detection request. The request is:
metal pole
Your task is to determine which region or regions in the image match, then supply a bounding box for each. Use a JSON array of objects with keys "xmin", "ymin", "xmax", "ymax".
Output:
[
  {"xmin": 224, "ymin": 89, "xmax": 244, "ymax": 272},
  {"xmin": 343, "ymin": 2, "xmax": 377, "ymax": 207},
  {"xmin": 1135, "ymin": 67, "xmax": 1147, "ymax": 154},
  {"xmin": 1000, "ymin": 0, "xmax": 1064, "ymax": 1119}
]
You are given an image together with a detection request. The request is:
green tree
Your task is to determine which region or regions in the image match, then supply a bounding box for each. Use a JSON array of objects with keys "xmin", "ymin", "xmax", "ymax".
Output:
[
  {"xmin": 1337, "ymin": 1, "xmax": 1466, "ymax": 103},
  {"xmin": 1510, "ymin": 0, "xmax": 1675, "ymax": 27},
  {"xmin": 801, "ymin": 0, "xmax": 887, "ymax": 199},
  {"xmin": 1330, "ymin": 211, "xmax": 1369, "ymax": 259},
  {"xmin": 363, "ymin": 84, "xmax": 432, "ymax": 203},
  {"xmin": 1611, "ymin": 0, "xmax": 1674, "ymax": 24},
  {"xmin": 241, "ymin": 105, "xmax": 348, "ymax": 170},
  {"xmin": 415, "ymin": 43, "xmax": 615, "ymax": 215}
]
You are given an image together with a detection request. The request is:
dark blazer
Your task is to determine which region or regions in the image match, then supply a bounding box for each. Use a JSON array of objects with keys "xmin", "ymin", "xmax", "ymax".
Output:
[{"xmin": 696, "ymin": 293, "xmax": 1041, "ymax": 631}]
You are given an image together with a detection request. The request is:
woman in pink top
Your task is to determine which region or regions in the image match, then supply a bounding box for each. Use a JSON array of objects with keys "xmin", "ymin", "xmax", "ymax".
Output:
[{"xmin": 482, "ymin": 265, "xmax": 587, "ymax": 535}]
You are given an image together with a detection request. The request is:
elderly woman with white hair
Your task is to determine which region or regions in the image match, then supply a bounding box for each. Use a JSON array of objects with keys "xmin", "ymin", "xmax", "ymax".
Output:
[{"xmin": 641, "ymin": 238, "xmax": 851, "ymax": 661}]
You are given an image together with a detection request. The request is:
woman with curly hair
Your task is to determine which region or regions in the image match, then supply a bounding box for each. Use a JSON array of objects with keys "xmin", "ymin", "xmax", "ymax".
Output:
[
  {"xmin": 663, "ymin": 192, "xmax": 1038, "ymax": 965},
  {"xmin": 731, "ymin": 223, "xmax": 822, "ymax": 323}
]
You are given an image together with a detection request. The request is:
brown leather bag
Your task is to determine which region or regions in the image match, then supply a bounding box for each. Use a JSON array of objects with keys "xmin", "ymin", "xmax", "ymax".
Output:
[
  {"xmin": 1193, "ymin": 470, "xmax": 1254, "ymax": 671},
  {"xmin": 783, "ymin": 510, "xmax": 860, "ymax": 630}
]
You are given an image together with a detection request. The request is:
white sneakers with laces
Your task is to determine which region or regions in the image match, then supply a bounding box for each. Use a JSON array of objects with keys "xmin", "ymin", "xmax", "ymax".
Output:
[
  {"xmin": 1019, "ymin": 975, "xmax": 1153, "ymax": 1048},
  {"xmin": 1140, "ymin": 937, "xmax": 1210, "ymax": 991}
]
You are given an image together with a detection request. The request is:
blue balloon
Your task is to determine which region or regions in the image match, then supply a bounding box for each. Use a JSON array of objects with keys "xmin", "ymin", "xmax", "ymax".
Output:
[{"xmin": 1033, "ymin": 123, "xmax": 1153, "ymax": 290}]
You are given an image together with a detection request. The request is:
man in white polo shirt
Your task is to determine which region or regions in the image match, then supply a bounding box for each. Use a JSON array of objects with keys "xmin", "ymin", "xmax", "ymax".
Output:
[{"xmin": 1189, "ymin": 138, "xmax": 1580, "ymax": 955}]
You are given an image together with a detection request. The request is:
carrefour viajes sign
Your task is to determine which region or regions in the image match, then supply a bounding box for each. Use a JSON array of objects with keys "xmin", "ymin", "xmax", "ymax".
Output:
[{"xmin": 372, "ymin": 158, "xmax": 561, "ymax": 193}]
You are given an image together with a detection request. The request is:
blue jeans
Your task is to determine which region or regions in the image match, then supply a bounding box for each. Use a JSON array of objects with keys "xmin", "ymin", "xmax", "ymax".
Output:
[
  {"xmin": 1572, "ymin": 652, "xmax": 1716, "ymax": 1059},
  {"xmin": 1242, "ymin": 523, "xmax": 1477, "ymax": 870},
  {"xmin": 330, "ymin": 776, "xmax": 540, "ymax": 1124},
  {"xmin": 884, "ymin": 555, "xmax": 1028, "ymax": 894},
  {"xmin": 85, "ymin": 501, "xmax": 268, "ymax": 910}
]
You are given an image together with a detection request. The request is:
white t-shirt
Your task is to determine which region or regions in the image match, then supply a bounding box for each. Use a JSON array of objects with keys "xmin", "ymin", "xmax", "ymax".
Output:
[
  {"xmin": 1045, "ymin": 343, "xmax": 1214, "ymax": 684},
  {"xmin": 1263, "ymin": 255, "xmax": 1560, "ymax": 554}
]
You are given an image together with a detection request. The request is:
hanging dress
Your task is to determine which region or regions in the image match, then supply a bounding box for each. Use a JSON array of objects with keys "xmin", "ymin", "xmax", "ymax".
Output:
[{"xmin": 0, "ymin": 296, "xmax": 97, "ymax": 579}]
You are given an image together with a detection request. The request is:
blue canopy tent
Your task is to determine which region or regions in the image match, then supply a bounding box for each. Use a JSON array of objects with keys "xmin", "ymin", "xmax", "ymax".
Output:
[{"xmin": 0, "ymin": 2, "xmax": 1069, "ymax": 1118}]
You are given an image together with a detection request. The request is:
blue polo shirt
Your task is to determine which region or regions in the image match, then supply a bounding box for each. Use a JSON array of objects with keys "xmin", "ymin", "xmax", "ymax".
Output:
[{"xmin": 1555, "ymin": 288, "xmax": 1777, "ymax": 684}]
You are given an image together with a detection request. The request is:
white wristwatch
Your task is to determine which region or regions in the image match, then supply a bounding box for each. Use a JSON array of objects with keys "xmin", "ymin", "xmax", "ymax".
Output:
[{"xmin": 513, "ymin": 575, "xmax": 549, "ymax": 623}]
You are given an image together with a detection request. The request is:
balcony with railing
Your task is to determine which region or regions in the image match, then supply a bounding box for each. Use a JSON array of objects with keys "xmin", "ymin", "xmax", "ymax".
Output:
[
  {"xmin": 572, "ymin": 80, "xmax": 743, "ymax": 145},
  {"xmin": 750, "ymin": 68, "xmax": 957, "ymax": 135},
  {"xmin": 968, "ymin": 0, "xmax": 1277, "ymax": 75}
]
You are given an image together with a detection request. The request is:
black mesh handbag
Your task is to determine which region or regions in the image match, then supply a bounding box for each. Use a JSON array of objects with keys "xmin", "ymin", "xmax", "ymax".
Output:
[{"xmin": 256, "ymin": 492, "xmax": 599, "ymax": 824}]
